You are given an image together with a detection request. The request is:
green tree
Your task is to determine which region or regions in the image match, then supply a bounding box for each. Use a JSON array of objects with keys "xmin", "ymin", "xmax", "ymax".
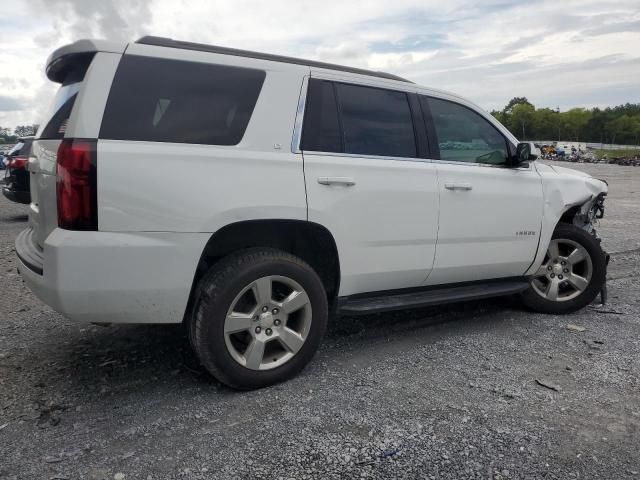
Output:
[
  {"xmin": 13, "ymin": 125, "xmax": 38, "ymax": 137},
  {"xmin": 491, "ymin": 99, "xmax": 640, "ymax": 144},
  {"xmin": 490, "ymin": 109, "xmax": 508, "ymax": 126},
  {"xmin": 606, "ymin": 115, "xmax": 640, "ymax": 145},
  {"xmin": 502, "ymin": 97, "xmax": 533, "ymax": 115},
  {"xmin": 509, "ymin": 103, "xmax": 535, "ymax": 140},
  {"xmin": 0, "ymin": 126, "xmax": 17, "ymax": 143},
  {"xmin": 561, "ymin": 108, "xmax": 591, "ymax": 141},
  {"xmin": 532, "ymin": 108, "xmax": 558, "ymax": 140}
]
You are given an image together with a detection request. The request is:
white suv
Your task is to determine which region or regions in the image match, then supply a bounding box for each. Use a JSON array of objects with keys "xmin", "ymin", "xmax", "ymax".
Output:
[{"xmin": 17, "ymin": 37, "xmax": 608, "ymax": 389}]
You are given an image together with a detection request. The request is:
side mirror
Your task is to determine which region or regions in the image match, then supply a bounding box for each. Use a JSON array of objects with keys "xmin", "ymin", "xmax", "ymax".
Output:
[{"xmin": 511, "ymin": 142, "xmax": 539, "ymax": 167}]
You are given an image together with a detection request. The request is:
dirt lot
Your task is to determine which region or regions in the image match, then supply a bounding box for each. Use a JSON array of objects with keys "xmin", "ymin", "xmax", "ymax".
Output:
[{"xmin": 1, "ymin": 161, "xmax": 639, "ymax": 480}]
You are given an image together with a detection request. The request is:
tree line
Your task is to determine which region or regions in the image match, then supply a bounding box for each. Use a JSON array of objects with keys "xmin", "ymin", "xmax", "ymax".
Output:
[
  {"xmin": 491, "ymin": 98, "xmax": 640, "ymax": 145},
  {"xmin": 2, "ymin": 100, "xmax": 640, "ymax": 146},
  {"xmin": 0, "ymin": 125, "xmax": 39, "ymax": 144}
]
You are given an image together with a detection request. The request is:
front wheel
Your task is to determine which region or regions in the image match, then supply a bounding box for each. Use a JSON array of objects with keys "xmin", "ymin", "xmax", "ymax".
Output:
[
  {"xmin": 190, "ymin": 248, "xmax": 328, "ymax": 390},
  {"xmin": 520, "ymin": 224, "xmax": 606, "ymax": 314}
]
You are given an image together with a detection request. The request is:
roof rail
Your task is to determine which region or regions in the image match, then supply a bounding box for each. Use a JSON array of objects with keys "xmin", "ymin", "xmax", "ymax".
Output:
[{"xmin": 135, "ymin": 36, "xmax": 412, "ymax": 84}]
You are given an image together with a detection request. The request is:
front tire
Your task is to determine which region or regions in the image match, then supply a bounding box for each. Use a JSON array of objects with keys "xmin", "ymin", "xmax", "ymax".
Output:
[
  {"xmin": 521, "ymin": 223, "xmax": 606, "ymax": 314},
  {"xmin": 190, "ymin": 248, "xmax": 328, "ymax": 390}
]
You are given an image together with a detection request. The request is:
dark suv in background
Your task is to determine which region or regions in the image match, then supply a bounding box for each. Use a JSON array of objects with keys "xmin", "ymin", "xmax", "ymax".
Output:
[{"xmin": 2, "ymin": 136, "xmax": 33, "ymax": 204}]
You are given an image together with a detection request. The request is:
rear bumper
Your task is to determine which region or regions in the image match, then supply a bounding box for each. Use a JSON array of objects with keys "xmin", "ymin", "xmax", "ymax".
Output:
[{"xmin": 16, "ymin": 227, "xmax": 209, "ymax": 324}]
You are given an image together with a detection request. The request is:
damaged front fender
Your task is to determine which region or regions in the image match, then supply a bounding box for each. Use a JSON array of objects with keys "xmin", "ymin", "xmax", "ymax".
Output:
[{"xmin": 525, "ymin": 163, "xmax": 608, "ymax": 277}]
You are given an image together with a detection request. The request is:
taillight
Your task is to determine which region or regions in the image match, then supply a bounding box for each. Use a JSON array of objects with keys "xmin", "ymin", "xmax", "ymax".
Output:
[
  {"xmin": 56, "ymin": 139, "xmax": 97, "ymax": 230},
  {"xmin": 9, "ymin": 156, "xmax": 27, "ymax": 170}
]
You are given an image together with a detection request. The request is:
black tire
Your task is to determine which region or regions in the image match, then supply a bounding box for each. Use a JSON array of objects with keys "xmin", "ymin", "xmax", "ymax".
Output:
[
  {"xmin": 190, "ymin": 247, "xmax": 328, "ymax": 390},
  {"xmin": 520, "ymin": 223, "xmax": 606, "ymax": 314}
]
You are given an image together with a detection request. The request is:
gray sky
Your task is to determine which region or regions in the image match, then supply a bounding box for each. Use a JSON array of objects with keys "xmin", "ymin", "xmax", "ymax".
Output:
[{"xmin": 0, "ymin": 0, "xmax": 639, "ymax": 129}]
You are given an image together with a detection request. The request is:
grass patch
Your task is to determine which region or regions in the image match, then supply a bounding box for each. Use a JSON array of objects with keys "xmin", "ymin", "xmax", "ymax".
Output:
[{"xmin": 594, "ymin": 148, "xmax": 640, "ymax": 159}]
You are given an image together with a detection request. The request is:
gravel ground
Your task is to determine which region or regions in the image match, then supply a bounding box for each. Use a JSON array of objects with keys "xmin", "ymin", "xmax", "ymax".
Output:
[{"xmin": 1, "ymin": 161, "xmax": 639, "ymax": 480}]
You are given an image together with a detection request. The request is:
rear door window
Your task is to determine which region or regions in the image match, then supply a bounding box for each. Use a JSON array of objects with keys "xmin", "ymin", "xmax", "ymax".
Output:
[
  {"xmin": 335, "ymin": 83, "xmax": 416, "ymax": 158},
  {"xmin": 100, "ymin": 55, "xmax": 266, "ymax": 145}
]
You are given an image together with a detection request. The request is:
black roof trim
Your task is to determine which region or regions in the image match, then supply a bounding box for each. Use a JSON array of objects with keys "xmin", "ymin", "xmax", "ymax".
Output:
[{"xmin": 135, "ymin": 36, "xmax": 412, "ymax": 84}]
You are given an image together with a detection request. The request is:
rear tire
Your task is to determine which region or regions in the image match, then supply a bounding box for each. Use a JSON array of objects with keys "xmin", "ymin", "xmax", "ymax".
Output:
[
  {"xmin": 520, "ymin": 223, "xmax": 606, "ymax": 314},
  {"xmin": 190, "ymin": 247, "xmax": 328, "ymax": 390}
]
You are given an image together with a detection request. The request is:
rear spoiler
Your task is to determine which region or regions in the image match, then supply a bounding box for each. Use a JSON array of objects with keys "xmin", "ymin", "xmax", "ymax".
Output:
[{"xmin": 46, "ymin": 39, "xmax": 127, "ymax": 83}]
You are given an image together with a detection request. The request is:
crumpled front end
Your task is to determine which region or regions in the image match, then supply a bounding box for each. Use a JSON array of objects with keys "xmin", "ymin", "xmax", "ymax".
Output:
[{"xmin": 526, "ymin": 163, "xmax": 608, "ymax": 279}]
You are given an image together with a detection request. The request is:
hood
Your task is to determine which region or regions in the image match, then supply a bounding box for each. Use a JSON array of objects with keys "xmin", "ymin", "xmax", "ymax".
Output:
[
  {"xmin": 538, "ymin": 163, "xmax": 608, "ymax": 197},
  {"xmin": 548, "ymin": 164, "xmax": 593, "ymax": 179}
]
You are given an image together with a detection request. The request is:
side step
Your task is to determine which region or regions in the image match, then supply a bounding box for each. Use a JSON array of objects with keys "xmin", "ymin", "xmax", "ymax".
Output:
[{"xmin": 338, "ymin": 280, "xmax": 530, "ymax": 316}]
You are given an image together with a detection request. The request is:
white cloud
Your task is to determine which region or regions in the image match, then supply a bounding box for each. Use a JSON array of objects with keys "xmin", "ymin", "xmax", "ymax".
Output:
[{"xmin": 0, "ymin": 0, "xmax": 638, "ymax": 129}]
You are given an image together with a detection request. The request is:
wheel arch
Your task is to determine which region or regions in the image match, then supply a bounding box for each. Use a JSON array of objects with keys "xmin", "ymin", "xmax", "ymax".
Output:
[
  {"xmin": 526, "ymin": 194, "xmax": 603, "ymax": 277},
  {"xmin": 183, "ymin": 219, "xmax": 341, "ymax": 322}
]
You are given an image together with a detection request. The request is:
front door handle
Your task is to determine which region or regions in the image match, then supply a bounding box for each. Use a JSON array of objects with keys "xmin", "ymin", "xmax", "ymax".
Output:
[
  {"xmin": 317, "ymin": 177, "xmax": 356, "ymax": 186},
  {"xmin": 444, "ymin": 182, "xmax": 472, "ymax": 191}
]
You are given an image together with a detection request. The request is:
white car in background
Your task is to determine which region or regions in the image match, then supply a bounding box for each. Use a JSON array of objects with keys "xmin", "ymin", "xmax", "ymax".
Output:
[{"xmin": 16, "ymin": 37, "xmax": 608, "ymax": 389}]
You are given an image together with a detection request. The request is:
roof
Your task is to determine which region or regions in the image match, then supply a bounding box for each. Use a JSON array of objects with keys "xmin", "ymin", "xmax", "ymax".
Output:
[{"xmin": 135, "ymin": 36, "xmax": 412, "ymax": 83}]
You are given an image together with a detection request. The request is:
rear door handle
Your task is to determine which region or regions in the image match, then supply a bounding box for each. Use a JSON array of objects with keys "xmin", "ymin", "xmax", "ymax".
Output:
[
  {"xmin": 444, "ymin": 182, "xmax": 472, "ymax": 191},
  {"xmin": 317, "ymin": 177, "xmax": 356, "ymax": 186}
]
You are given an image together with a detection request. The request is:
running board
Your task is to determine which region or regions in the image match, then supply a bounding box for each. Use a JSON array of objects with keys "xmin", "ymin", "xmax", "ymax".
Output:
[{"xmin": 338, "ymin": 280, "xmax": 530, "ymax": 316}]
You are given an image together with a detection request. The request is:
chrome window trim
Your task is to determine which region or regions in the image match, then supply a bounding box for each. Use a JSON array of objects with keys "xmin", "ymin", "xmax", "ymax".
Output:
[
  {"xmin": 431, "ymin": 157, "xmax": 532, "ymax": 170},
  {"xmin": 302, "ymin": 150, "xmax": 432, "ymax": 164},
  {"xmin": 430, "ymin": 158, "xmax": 481, "ymax": 167},
  {"xmin": 477, "ymin": 160, "xmax": 533, "ymax": 171},
  {"xmin": 292, "ymin": 76, "xmax": 527, "ymax": 170},
  {"xmin": 291, "ymin": 75, "xmax": 309, "ymax": 153},
  {"xmin": 300, "ymin": 149, "xmax": 534, "ymax": 169}
]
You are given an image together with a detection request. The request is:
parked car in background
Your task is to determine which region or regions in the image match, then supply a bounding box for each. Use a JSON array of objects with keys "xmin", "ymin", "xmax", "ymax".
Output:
[
  {"xmin": 16, "ymin": 37, "xmax": 608, "ymax": 390},
  {"xmin": 0, "ymin": 148, "xmax": 12, "ymax": 169},
  {"xmin": 2, "ymin": 136, "xmax": 33, "ymax": 204}
]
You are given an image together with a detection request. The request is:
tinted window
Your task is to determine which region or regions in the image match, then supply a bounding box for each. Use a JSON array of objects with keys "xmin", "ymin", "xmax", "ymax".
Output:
[
  {"xmin": 100, "ymin": 55, "xmax": 266, "ymax": 145},
  {"xmin": 38, "ymin": 60, "xmax": 89, "ymax": 140},
  {"xmin": 301, "ymin": 79, "xmax": 341, "ymax": 152},
  {"xmin": 336, "ymin": 83, "xmax": 416, "ymax": 158},
  {"xmin": 40, "ymin": 93, "xmax": 78, "ymax": 139},
  {"xmin": 427, "ymin": 97, "xmax": 508, "ymax": 165}
]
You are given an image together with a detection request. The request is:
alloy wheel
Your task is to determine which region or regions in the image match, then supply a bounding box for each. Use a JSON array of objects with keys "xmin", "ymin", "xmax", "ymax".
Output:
[
  {"xmin": 224, "ymin": 275, "xmax": 312, "ymax": 370},
  {"xmin": 531, "ymin": 238, "xmax": 593, "ymax": 302}
]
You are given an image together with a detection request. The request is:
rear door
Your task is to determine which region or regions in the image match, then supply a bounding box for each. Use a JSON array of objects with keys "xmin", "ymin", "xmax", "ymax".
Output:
[
  {"xmin": 421, "ymin": 95, "xmax": 543, "ymax": 285},
  {"xmin": 301, "ymin": 77, "xmax": 440, "ymax": 296}
]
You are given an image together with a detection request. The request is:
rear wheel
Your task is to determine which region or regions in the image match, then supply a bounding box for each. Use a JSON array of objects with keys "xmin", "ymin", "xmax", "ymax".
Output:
[
  {"xmin": 521, "ymin": 224, "xmax": 606, "ymax": 314},
  {"xmin": 190, "ymin": 248, "xmax": 328, "ymax": 390}
]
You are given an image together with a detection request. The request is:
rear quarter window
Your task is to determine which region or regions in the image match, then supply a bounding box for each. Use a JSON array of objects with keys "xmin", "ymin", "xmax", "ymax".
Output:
[
  {"xmin": 39, "ymin": 60, "xmax": 91, "ymax": 140},
  {"xmin": 100, "ymin": 55, "xmax": 266, "ymax": 146}
]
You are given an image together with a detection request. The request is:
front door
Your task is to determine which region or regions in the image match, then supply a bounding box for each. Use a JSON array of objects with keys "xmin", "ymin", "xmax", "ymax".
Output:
[{"xmin": 421, "ymin": 96, "xmax": 544, "ymax": 286}]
